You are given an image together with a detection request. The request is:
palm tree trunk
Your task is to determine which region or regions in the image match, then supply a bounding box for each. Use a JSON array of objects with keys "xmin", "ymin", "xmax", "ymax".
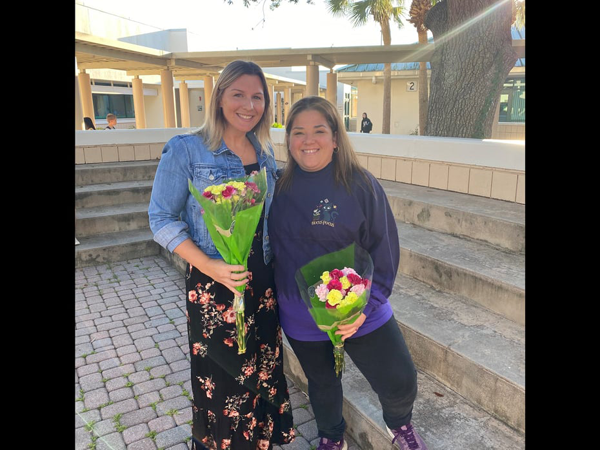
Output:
[
  {"xmin": 424, "ymin": 0, "xmax": 517, "ymax": 138},
  {"xmin": 417, "ymin": 28, "xmax": 429, "ymax": 135},
  {"xmin": 380, "ymin": 19, "xmax": 392, "ymax": 134}
]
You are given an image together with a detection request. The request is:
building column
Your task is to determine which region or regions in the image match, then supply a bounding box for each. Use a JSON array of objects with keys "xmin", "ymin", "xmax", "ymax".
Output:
[
  {"xmin": 270, "ymin": 85, "xmax": 276, "ymax": 124},
  {"xmin": 326, "ymin": 71, "xmax": 338, "ymax": 106},
  {"xmin": 161, "ymin": 69, "xmax": 177, "ymax": 128},
  {"xmin": 491, "ymin": 97, "xmax": 501, "ymax": 139},
  {"xmin": 75, "ymin": 75, "xmax": 84, "ymax": 130},
  {"xmin": 203, "ymin": 76, "xmax": 214, "ymax": 111},
  {"xmin": 275, "ymin": 91, "xmax": 282, "ymax": 124},
  {"xmin": 77, "ymin": 70, "xmax": 95, "ymax": 128},
  {"xmin": 179, "ymin": 81, "xmax": 191, "ymax": 128},
  {"xmin": 306, "ymin": 64, "xmax": 319, "ymax": 96},
  {"xmin": 132, "ymin": 76, "xmax": 147, "ymax": 129},
  {"xmin": 283, "ymin": 87, "xmax": 292, "ymax": 125}
]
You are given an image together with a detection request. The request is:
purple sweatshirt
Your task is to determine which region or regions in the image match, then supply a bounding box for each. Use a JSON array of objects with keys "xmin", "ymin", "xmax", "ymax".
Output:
[{"xmin": 268, "ymin": 162, "xmax": 399, "ymax": 341}]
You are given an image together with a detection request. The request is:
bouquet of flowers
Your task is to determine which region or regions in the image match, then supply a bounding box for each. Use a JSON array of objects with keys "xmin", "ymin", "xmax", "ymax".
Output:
[
  {"xmin": 295, "ymin": 243, "xmax": 374, "ymax": 376},
  {"xmin": 188, "ymin": 167, "xmax": 268, "ymax": 354}
]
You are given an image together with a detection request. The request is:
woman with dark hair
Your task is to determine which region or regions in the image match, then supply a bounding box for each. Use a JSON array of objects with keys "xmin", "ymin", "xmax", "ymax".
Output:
[
  {"xmin": 149, "ymin": 60, "xmax": 295, "ymax": 450},
  {"xmin": 83, "ymin": 117, "xmax": 95, "ymax": 130},
  {"xmin": 269, "ymin": 96, "xmax": 428, "ymax": 450}
]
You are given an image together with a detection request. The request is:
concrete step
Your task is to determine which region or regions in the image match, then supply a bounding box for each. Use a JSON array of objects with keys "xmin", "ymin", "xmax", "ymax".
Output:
[
  {"xmin": 75, "ymin": 180, "xmax": 153, "ymax": 209},
  {"xmin": 390, "ymin": 273, "xmax": 524, "ymax": 433},
  {"xmin": 75, "ymin": 203, "xmax": 150, "ymax": 238},
  {"xmin": 283, "ymin": 335, "xmax": 524, "ymax": 450},
  {"xmin": 164, "ymin": 250, "xmax": 524, "ymax": 443},
  {"xmin": 75, "ymin": 228, "xmax": 159, "ymax": 268},
  {"xmin": 382, "ymin": 180, "xmax": 525, "ymax": 254},
  {"xmin": 397, "ymin": 221, "xmax": 525, "ymax": 325},
  {"xmin": 75, "ymin": 160, "xmax": 159, "ymax": 186}
]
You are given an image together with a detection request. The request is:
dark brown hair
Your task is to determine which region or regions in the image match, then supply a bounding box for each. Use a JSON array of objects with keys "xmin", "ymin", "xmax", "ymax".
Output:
[{"xmin": 277, "ymin": 96, "xmax": 370, "ymax": 193}]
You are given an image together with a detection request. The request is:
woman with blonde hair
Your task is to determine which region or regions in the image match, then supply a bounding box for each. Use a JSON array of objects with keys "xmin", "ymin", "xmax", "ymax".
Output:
[
  {"xmin": 149, "ymin": 60, "xmax": 295, "ymax": 450},
  {"xmin": 269, "ymin": 96, "xmax": 428, "ymax": 450}
]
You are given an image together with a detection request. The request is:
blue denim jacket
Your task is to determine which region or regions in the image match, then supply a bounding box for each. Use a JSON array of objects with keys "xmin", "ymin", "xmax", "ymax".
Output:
[{"xmin": 148, "ymin": 131, "xmax": 278, "ymax": 265}]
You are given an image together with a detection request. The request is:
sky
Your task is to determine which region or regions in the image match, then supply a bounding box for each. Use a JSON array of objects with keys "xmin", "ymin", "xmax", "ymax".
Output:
[{"xmin": 78, "ymin": 0, "xmax": 423, "ymax": 52}]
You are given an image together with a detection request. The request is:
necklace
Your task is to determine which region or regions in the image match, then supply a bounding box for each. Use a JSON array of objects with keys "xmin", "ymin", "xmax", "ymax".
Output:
[{"xmin": 227, "ymin": 137, "xmax": 257, "ymax": 165}]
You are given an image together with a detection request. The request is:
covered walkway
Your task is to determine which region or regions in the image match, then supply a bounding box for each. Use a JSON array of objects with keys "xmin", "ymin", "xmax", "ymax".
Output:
[{"xmin": 76, "ymin": 31, "xmax": 524, "ymax": 130}]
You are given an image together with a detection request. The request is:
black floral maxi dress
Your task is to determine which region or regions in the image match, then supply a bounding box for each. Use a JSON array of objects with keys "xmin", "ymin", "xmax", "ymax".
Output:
[{"xmin": 186, "ymin": 163, "xmax": 295, "ymax": 450}]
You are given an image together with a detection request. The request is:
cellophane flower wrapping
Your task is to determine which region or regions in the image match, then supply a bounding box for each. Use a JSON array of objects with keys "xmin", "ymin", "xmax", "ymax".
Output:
[
  {"xmin": 295, "ymin": 243, "xmax": 374, "ymax": 376},
  {"xmin": 188, "ymin": 167, "xmax": 268, "ymax": 354}
]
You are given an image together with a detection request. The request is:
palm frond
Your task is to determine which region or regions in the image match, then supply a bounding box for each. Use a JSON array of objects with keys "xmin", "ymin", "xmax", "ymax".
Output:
[
  {"xmin": 349, "ymin": 0, "xmax": 373, "ymax": 27},
  {"xmin": 327, "ymin": 0, "xmax": 352, "ymax": 17}
]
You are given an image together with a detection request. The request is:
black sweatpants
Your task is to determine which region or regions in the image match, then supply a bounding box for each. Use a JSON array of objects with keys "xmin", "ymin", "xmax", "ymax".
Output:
[{"xmin": 286, "ymin": 316, "xmax": 418, "ymax": 441}]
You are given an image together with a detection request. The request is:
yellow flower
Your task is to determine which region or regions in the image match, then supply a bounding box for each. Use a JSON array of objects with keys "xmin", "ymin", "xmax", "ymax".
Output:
[
  {"xmin": 208, "ymin": 185, "xmax": 225, "ymax": 195},
  {"xmin": 339, "ymin": 292, "xmax": 358, "ymax": 308},
  {"xmin": 326, "ymin": 289, "xmax": 343, "ymax": 305},
  {"xmin": 230, "ymin": 181, "xmax": 246, "ymax": 191},
  {"xmin": 320, "ymin": 271, "xmax": 331, "ymax": 285},
  {"xmin": 340, "ymin": 276, "xmax": 351, "ymax": 290}
]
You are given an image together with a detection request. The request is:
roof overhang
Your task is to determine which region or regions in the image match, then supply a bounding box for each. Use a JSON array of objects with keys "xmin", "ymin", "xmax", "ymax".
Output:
[{"xmin": 76, "ymin": 31, "xmax": 525, "ymax": 80}]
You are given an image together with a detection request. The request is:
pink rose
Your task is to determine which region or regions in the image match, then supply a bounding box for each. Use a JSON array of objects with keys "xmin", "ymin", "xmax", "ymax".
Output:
[
  {"xmin": 351, "ymin": 284, "xmax": 365, "ymax": 296},
  {"xmin": 221, "ymin": 185, "xmax": 236, "ymax": 199},
  {"xmin": 327, "ymin": 279, "xmax": 342, "ymax": 291},
  {"xmin": 315, "ymin": 284, "xmax": 329, "ymax": 301},
  {"xmin": 330, "ymin": 269, "xmax": 344, "ymax": 279},
  {"xmin": 342, "ymin": 267, "xmax": 358, "ymax": 276},
  {"xmin": 245, "ymin": 181, "xmax": 260, "ymax": 193},
  {"xmin": 347, "ymin": 273, "xmax": 363, "ymax": 285}
]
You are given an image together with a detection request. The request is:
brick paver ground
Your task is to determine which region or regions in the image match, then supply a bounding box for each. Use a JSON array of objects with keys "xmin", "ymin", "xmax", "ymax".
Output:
[{"xmin": 76, "ymin": 256, "xmax": 361, "ymax": 450}]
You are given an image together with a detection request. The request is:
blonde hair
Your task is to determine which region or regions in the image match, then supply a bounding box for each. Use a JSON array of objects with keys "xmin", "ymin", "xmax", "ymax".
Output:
[
  {"xmin": 277, "ymin": 96, "xmax": 370, "ymax": 193},
  {"xmin": 196, "ymin": 60, "xmax": 273, "ymax": 154}
]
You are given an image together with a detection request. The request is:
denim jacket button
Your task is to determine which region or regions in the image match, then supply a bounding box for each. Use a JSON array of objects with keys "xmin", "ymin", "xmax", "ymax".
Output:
[{"xmin": 209, "ymin": 175, "xmax": 214, "ymax": 180}]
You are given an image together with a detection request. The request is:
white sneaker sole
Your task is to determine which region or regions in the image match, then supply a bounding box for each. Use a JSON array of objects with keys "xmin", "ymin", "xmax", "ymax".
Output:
[{"xmin": 385, "ymin": 425, "xmax": 395, "ymax": 439}]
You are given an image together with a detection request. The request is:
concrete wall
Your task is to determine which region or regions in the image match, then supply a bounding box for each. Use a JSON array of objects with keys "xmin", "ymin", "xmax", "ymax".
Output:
[{"xmin": 75, "ymin": 128, "xmax": 525, "ymax": 204}]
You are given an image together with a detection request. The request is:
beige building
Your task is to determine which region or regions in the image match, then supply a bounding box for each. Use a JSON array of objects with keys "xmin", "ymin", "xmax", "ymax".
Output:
[{"xmin": 337, "ymin": 27, "xmax": 525, "ymax": 140}]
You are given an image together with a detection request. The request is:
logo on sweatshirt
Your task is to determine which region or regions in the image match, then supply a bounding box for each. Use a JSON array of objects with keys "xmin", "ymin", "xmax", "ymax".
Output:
[{"xmin": 312, "ymin": 199, "xmax": 338, "ymax": 227}]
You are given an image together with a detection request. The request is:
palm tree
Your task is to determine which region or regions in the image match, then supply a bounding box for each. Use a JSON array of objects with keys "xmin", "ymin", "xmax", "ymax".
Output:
[
  {"xmin": 408, "ymin": 0, "xmax": 433, "ymax": 135},
  {"xmin": 327, "ymin": 0, "xmax": 406, "ymax": 134}
]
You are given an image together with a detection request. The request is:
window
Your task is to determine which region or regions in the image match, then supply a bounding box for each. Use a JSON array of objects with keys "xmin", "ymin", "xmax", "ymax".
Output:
[
  {"xmin": 350, "ymin": 87, "xmax": 358, "ymax": 119},
  {"xmin": 93, "ymin": 94, "xmax": 135, "ymax": 120},
  {"xmin": 499, "ymin": 77, "xmax": 525, "ymax": 123}
]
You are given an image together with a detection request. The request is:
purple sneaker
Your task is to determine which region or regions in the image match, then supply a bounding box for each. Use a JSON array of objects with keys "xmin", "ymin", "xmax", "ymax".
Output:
[
  {"xmin": 317, "ymin": 437, "xmax": 348, "ymax": 450},
  {"xmin": 386, "ymin": 424, "xmax": 429, "ymax": 450}
]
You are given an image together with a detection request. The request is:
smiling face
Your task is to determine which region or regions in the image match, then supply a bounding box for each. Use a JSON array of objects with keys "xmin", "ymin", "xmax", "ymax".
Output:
[
  {"xmin": 219, "ymin": 74, "xmax": 265, "ymax": 135},
  {"xmin": 288, "ymin": 109, "xmax": 337, "ymax": 172}
]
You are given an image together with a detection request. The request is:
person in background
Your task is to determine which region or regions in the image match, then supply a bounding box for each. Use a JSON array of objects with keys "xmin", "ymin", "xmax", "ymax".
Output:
[
  {"xmin": 105, "ymin": 113, "xmax": 117, "ymax": 129},
  {"xmin": 83, "ymin": 117, "xmax": 96, "ymax": 130},
  {"xmin": 148, "ymin": 60, "xmax": 295, "ymax": 450},
  {"xmin": 268, "ymin": 96, "xmax": 428, "ymax": 450},
  {"xmin": 360, "ymin": 112, "xmax": 373, "ymax": 133}
]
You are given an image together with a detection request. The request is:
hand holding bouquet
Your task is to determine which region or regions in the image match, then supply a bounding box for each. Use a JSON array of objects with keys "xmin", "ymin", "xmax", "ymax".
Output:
[
  {"xmin": 188, "ymin": 167, "xmax": 268, "ymax": 354},
  {"xmin": 295, "ymin": 243, "xmax": 374, "ymax": 376}
]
